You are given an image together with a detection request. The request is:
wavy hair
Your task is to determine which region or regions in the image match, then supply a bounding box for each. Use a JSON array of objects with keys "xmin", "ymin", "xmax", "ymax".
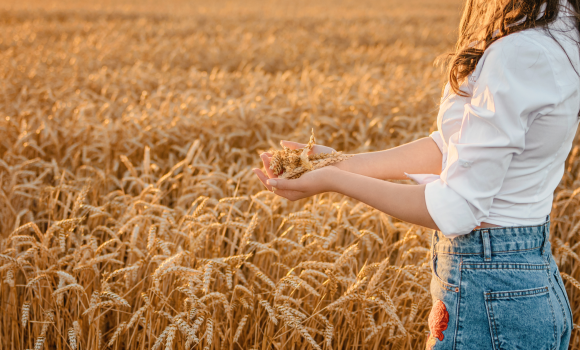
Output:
[{"xmin": 442, "ymin": 0, "xmax": 580, "ymax": 97}]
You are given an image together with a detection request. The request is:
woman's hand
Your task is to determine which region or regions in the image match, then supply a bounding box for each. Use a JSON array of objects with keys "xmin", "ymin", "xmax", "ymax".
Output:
[
  {"xmin": 253, "ymin": 139, "xmax": 338, "ymax": 200},
  {"xmin": 252, "ymin": 164, "xmax": 339, "ymax": 201}
]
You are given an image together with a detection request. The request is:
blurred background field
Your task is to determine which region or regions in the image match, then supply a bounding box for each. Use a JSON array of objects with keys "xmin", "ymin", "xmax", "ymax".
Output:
[{"xmin": 1, "ymin": 0, "xmax": 580, "ymax": 349}]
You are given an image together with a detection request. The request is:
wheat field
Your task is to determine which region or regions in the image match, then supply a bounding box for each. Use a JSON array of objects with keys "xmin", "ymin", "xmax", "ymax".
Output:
[{"xmin": 1, "ymin": 0, "xmax": 580, "ymax": 349}]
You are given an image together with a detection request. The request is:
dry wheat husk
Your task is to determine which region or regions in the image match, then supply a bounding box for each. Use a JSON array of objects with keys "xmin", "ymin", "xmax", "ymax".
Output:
[{"xmin": 268, "ymin": 130, "xmax": 354, "ymax": 179}]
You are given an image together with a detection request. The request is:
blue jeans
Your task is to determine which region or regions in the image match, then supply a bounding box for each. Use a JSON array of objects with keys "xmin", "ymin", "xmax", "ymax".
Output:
[{"xmin": 427, "ymin": 218, "xmax": 573, "ymax": 350}]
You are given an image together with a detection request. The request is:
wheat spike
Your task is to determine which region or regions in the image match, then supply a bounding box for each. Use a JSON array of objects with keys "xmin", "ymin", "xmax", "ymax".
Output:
[
  {"xmin": 107, "ymin": 322, "xmax": 127, "ymax": 347},
  {"xmin": 5, "ymin": 268, "xmax": 15, "ymax": 287},
  {"xmin": 152, "ymin": 325, "xmax": 171, "ymax": 350},
  {"xmin": 147, "ymin": 226, "xmax": 157, "ymax": 251},
  {"xmin": 233, "ymin": 315, "xmax": 248, "ymax": 343},
  {"xmin": 203, "ymin": 318, "xmax": 213, "ymax": 350},
  {"xmin": 73, "ymin": 320, "xmax": 81, "ymax": 339},
  {"xmin": 258, "ymin": 297, "xmax": 278, "ymax": 325},
  {"xmin": 68, "ymin": 327, "xmax": 77, "ymax": 350},
  {"xmin": 21, "ymin": 302, "xmax": 30, "ymax": 328},
  {"xmin": 165, "ymin": 324, "xmax": 177, "ymax": 350},
  {"xmin": 101, "ymin": 291, "xmax": 131, "ymax": 307}
]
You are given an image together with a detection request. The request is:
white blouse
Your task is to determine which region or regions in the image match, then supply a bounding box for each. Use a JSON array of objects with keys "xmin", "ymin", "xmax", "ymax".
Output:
[{"xmin": 407, "ymin": 6, "xmax": 580, "ymax": 237}]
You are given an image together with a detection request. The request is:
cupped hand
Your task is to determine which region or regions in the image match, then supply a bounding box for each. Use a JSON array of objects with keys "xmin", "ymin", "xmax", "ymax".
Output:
[{"xmin": 252, "ymin": 164, "xmax": 339, "ymax": 201}]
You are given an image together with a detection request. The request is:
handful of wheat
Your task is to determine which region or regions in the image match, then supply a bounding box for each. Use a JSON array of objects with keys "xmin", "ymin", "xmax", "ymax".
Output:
[{"xmin": 269, "ymin": 131, "xmax": 353, "ymax": 179}]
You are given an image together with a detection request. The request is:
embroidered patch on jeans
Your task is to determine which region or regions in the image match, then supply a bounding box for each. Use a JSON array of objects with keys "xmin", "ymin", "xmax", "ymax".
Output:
[{"xmin": 426, "ymin": 300, "xmax": 449, "ymax": 349}]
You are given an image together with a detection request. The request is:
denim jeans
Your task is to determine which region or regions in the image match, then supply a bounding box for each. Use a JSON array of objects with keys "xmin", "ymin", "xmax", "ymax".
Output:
[{"xmin": 427, "ymin": 217, "xmax": 573, "ymax": 350}]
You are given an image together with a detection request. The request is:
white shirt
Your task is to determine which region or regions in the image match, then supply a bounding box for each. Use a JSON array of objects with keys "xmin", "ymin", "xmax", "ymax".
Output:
[{"xmin": 406, "ymin": 4, "xmax": 580, "ymax": 237}]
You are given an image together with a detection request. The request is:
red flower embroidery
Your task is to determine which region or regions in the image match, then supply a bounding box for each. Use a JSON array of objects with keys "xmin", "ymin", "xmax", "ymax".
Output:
[{"xmin": 428, "ymin": 300, "xmax": 449, "ymax": 341}]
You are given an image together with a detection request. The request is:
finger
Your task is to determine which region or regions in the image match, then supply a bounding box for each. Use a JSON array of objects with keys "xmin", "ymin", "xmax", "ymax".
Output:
[
  {"xmin": 260, "ymin": 153, "xmax": 278, "ymax": 179},
  {"xmin": 280, "ymin": 140, "xmax": 306, "ymax": 150},
  {"xmin": 281, "ymin": 141, "xmax": 336, "ymax": 155},
  {"xmin": 253, "ymin": 168, "xmax": 273, "ymax": 191},
  {"xmin": 311, "ymin": 145, "xmax": 337, "ymax": 154}
]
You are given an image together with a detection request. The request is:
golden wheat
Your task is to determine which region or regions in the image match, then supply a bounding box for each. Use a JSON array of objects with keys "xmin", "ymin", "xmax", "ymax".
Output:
[
  {"xmin": 269, "ymin": 130, "xmax": 354, "ymax": 179},
  {"xmin": 1, "ymin": 0, "xmax": 579, "ymax": 349}
]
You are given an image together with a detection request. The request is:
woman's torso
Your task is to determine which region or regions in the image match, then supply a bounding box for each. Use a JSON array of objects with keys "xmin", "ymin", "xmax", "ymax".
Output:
[{"xmin": 436, "ymin": 18, "xmax": 580, "ymax": 228}]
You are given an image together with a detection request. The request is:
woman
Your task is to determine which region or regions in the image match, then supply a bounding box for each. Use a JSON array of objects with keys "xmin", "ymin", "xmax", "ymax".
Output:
[{"xmin": 253, "ymin": 0, "xmax": 579, "ymax": 349}]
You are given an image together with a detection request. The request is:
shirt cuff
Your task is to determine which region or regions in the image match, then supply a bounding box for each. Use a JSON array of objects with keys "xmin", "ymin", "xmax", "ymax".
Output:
[
  {"xmin": 404, "ymin": 172, "xmax": 440, "ymax": 184},
  {"xmin": 424, "ymin": 179, "xmax": 479, "ymax": 238}
]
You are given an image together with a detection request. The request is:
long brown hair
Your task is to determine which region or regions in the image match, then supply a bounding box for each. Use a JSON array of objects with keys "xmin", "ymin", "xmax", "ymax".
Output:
[{"xmin": 443, "ymin": 0, "xmax": 580, "ymax": 97}]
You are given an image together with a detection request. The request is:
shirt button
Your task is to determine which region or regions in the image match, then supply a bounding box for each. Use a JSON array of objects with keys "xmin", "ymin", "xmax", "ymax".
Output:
[{"xmin": 461, "ymin": 161, "xmax": 471, "ymax": 168}]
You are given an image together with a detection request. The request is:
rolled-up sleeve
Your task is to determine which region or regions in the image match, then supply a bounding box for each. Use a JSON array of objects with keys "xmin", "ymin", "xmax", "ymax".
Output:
[{"xmin": 425, "ymin": 34, "xmax": 561, "ymax": 237}]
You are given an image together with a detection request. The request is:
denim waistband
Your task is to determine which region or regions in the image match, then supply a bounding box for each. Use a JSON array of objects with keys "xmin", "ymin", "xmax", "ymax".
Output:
[{"xmin": 432, "ymin": 216, "xmax": 550, "ymax": 256}]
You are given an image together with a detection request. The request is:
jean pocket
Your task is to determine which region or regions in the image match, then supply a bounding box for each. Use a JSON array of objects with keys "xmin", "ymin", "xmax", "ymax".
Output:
[
  {"xmin": 484, "ymin": 286, "xmax": 556, "ymax": 350},
  {"xmin": 431, "ymin": 253, "xmax": 460, "ymax": 293}
]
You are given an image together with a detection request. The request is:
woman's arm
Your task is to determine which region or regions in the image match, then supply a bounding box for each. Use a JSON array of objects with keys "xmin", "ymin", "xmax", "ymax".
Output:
[
  {"xmin": 329, "ymin": 168, "xmax": 438, "ymax": 229},
  {"xmin": 334, "ymin": 137, "xmax": 442, "ymax": 180},
  {"xmin": 267, "ymin": 137, "xmax": 443, "ymax": 181},
  {"xmin": 253, "ymin": 166, "xmax": 439, "ymax": 230}
]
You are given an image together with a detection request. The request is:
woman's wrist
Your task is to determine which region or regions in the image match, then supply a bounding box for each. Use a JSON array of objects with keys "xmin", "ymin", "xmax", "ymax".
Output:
[
  {"xmin": 331, "ymin": 154, "xmax": 356, "ymax": 173},
  {"xmin": 324, "ymin": 165, "xmax": 349, "ymax": 193}
]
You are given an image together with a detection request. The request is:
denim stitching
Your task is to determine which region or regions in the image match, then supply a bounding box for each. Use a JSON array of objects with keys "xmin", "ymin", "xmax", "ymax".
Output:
[
  {"xmin": 554, "ymin": 271, "xmax": 573, "ymax": 336},
  {"xmin": 461, "ymin": 263, "xmax": 549, "ymax": 270},
  {"xmin": 485, "ymin": 286, "xmax": 548, "ymax": 299},
  {"xmin": 435, "ymin": 245, "xmax": 543, "ymax": 255},
  {"xmin": 470, "ymin": 219, "xmax": 550, "ymax": 233},
  {"xmin": 548, "ymin": 268, "xmax": 567, "ymax": 337},
  {"xmin": 452, "ymin": 256, "xmax": 463, "ymax": 350},
  {"xmin": 547, "ymin": 291, "xmax": 559, "ymax": 349},
  {"xmin": 432, "ymin": 253, "xmax": 460, "ymax": 292},
  {"xmin": 484, "ymin": 293, "xmax": 500, "ymax": 350},
  {"xmin": 540, "ymin": 246, "xmax": 559, "ymax": 348}
]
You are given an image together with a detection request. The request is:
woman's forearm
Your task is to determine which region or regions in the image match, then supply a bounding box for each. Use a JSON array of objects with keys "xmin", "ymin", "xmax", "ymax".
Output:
[
  {"xmin": 329, "ymin": 169, "xmax": 439, "ymax": 230},
  {"xmin": 334, "ymin": 137, "xmax": 442, "ymax": 180}
]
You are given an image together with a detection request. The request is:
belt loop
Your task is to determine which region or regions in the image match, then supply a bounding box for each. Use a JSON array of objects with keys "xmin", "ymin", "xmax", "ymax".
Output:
[{"xmin": 482, "ymin": 229, "xmax": 492, "ymax": 261}]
